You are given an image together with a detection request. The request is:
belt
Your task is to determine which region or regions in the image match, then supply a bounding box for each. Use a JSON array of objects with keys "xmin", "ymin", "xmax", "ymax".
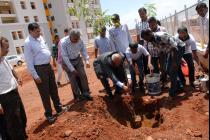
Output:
[{"xmin": 34, "ymin": 63, "xmax": 50, "ymax": 67}]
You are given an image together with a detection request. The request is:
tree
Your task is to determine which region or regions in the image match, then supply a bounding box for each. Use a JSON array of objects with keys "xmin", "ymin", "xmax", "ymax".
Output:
[
  {"xmin": 68, "ymin": 0, "xmax": 112, "ymax": 35},
  {"xmin": 144, "ymin": 3, "xmax": 157, "ymax": 17}
]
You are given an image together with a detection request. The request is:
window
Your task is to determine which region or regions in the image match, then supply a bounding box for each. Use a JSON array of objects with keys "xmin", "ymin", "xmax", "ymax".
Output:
[
  {"xmin": 46, "ymin": 16, "xmax": 50, "ymax": 21},
  {"xmin": 24, "ymin": 16, "xmax": 30, "ymax": 23},
  {"xmin": 17, "ymin": 31, "xmax": 24, "ymax": 39},
  {"xmin": 54, "ymin": 28, "xmax": 58, "ymax": 33},
  {"xmin": 20, "ymin": 1, "xmax": 26, "ymax": 9},
  {"xmin": 34, "ymin": 16, "xmax": 39, "ymax": 22},
  {"xmin": 21, "ymin": 46, "xmax": 24, "ymax": 53},
  {"xmin": 30, "ymin": 2, "xmax": 36, "ymax": 9},
  {"xmin": 48, "ymin": 3, "xmax": 52, "ymax": 8},
  {"xmin": 76, "ymin": 22, "xmax": 80, "ymax": 28},
  {"xmin": 16, "ymin": 47, "xmax": 22, "ymax": 55},
  {"xmin": 43, "ymin": 3, "xmax": 48, "ymax": 9},
  {"xmin": 51, "ymin": 16, "xmax": 55, "ymax": 21},
  {"xmin": 88, "ymin": 33, "xmax": 93, "ymax": 39},
  {"xmin": 72, "ymin": 22, "xmax": 75, "ymax": 28},
  {"xmin": 12, "ymin": 32, "xmax": 18, "ymax": 40},
  {"xmin": 68, "ymin": 0, "xmax": 74, "ymax": 3}
]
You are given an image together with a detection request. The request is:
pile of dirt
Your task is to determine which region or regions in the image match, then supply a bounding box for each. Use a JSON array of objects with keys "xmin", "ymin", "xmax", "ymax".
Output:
[{"xmin": 28, "ymin": 91, "xmax": 209, "ymax": 140}]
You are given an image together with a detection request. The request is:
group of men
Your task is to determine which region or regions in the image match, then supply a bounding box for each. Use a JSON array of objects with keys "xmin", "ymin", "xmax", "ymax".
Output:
[{"xmin": 0, "ymin": 2, "xmax": 208, "ymax": 140}]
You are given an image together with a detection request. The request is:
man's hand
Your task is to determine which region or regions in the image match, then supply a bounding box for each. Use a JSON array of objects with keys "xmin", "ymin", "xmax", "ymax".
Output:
[
  {"xmin": 148, "ymin": 64, "xmax": 154, "ymax": 74},
  {"xmin": 127, "ymin": 79, "xmax": 132, "ymax": 88},
  {"xmin": 72, "ymin": 70, "xmax": 79, "ymax": 75},
  {"xmin": 86, "ymin": 63, "xmax": 90, "ymax": 68},
  {"xmin": 35, "ymin": 78, "xmax": 42, "ymax": 84},
  {"xmin": 122, "ymin": 85, "xmax": 130, "ymax": 93}
]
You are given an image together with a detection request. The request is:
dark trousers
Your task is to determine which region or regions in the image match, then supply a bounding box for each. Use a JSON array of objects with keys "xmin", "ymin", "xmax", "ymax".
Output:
[
  {"xmin": 159, "ymin": 52, "xmax": 168, "ymax": 85},
  {"xmin": 0, "ymin": 89, "xmax": 27, "ymax": 140},
  {"xmin": 142, "ymin": 55, "xmax": 149, "ymax": 75},
  {"xmin": 151, "ymin": 57, "xmax": 160, "ymax": 74},
  {"xmin": 66, "ymin": 57, "xmax": 90, "ymax": 98},
  {"xmin": 178, "ymin": 53, "xmax": 195, "ymax": 85},
  {"xmin": 130, "ymin": 58, "xmax": 144, "ymax": 85},
  {"xmin": 34, "ymin": 64, "xmax": 62, "ymax": 117},
  {"xmin": 0, "ymin": 114, "xmax": 10, "ymax": 140},
  {"xmin": 166, "ymin": 46, "xmax": 185, "ymax": 96}
]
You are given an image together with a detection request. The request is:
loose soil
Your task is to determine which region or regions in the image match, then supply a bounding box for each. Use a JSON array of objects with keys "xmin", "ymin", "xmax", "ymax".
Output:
[{"xmin": 15, "ymin": 54, "xmax": 209, "ymax": 140}]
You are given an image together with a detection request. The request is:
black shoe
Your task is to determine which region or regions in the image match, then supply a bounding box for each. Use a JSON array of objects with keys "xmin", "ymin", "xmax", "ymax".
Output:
[
  {"xmin": 56, "ymin": 106, "xmax": 68, "ymax": 115},
  {"xmin": 46, "ymin": 116, "xmax": 56, "ymax": 123},
  {"xmin": 57, "ymin": 82, "xmax": 61, "ymax": 87},
  {"xmin": 84, "ymin": 94, "xmax": 93, "ymax": 101}
]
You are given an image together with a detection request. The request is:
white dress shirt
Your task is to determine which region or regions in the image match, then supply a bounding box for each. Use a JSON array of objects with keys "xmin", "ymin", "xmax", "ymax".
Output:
[
  {"xmin": 61, "ymin": 36, "xmax": 89, "ymax": 72},
  {"xmin": 175, "ymin": 34, "xmax": 197, "ymax": 54},
  {"xmin": 0, "ymin": 58, "xmax": 18, "ymax": 95},
  {"xmin": 109, "ymin": 24, "xmax": 132, "ymax": 53},
  {"xmin": 199, "ymin": 14, "xmax": 209, "ymax": 44},
  {"xmin": 24, "ymin": 35, "xmax": 51, "ymax": 79},
  {"xmin": 125, "ymin": 44, "xmax": 149, "ymax": 64},
  {"xmin": 94, "ymin": 36, "xmax": 114, "ymax": 55}
]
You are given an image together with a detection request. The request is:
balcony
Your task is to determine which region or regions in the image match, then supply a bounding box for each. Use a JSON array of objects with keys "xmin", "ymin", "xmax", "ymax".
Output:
[
  {"xmin": 70, "ymin": 16, "xmax": 78, "ymax": 21},
  {"xmin": 87, "ymin": 27, "xmax": 93, "ymax": 33},
  {"xmin": 0, "ymin": 13, "xmax": 15, "ymax": 17},
  {"xmin": 68, "ymin": 3, "xmax": 74, "ymax": 7},
  {"xmin": 1, "ymin": 16, "xmax": 17, "ymax": 23},
  {"xmin": 0, "ymin": 1, "xmax": 15, "ymax": 15}
]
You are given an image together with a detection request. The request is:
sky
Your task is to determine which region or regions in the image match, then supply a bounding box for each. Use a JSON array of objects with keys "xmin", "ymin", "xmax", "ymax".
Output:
[{"xmin": 100, "ymin": 0, "xmax": 199, "ymax": 29}]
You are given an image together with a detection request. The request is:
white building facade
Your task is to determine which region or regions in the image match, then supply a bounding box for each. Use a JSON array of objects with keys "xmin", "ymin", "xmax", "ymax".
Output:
[
  {"xmin": 0, "ymin": 0, "xmax": 52, "ymax": 56},
  {"xmin": 45, "ymin": 0, "xmax": 101, "ymax": 44}
]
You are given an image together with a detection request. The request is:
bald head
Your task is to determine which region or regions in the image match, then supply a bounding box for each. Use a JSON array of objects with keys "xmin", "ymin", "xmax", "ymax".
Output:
[{"xmin": 111, "ymin": 53, "xmax": 122, "ymax": 66}]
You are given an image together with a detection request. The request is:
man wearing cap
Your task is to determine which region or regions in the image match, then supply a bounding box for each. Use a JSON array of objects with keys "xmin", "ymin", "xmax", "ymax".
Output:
[{"xmin": 109, "ymin": 14, "xmax": 132, "ymax": 53}]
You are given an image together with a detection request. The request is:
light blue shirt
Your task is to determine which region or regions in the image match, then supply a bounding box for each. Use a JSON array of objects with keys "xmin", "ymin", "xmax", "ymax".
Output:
[
  {"xmin": 24, "ymin": 35, "xmax": 51, "ymax": 79},
  {"xmin": 109, "ymin": 24, "xmax": 132, "ymax": 53},
  {"xmin": 94, "ymin": 36, "xmax": 114, "ymax": 55},
  {"xmin": 61, "ymin": 36, "xmax": 89, "ymax": 72}
]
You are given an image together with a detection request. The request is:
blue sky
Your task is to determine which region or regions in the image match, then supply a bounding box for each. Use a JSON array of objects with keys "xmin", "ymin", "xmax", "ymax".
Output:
[{"xmin": 100, "ymin": 0, "xmax": 199, "ymax": 29}]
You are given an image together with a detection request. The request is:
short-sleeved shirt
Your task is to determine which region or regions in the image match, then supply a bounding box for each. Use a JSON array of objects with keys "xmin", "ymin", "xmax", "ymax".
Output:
[
  {"xmin": 175, "ymin": 34, "xmax": 197, "ymax": 54},
  {"xmin": 152, "ymin": 32, "xmax": 185, "ymax": 54},
  {"xmin": 0, "ymin": 58, "xmax": 17, "ymax": 95},
  {"xmin": 136, "ymin": 20, "xmax": 150, "ymax": 39},
  {"xmin": 94, "ymin": 36, "xmax": 113, "ymax": 55},
  {"xmin": 147, "ymin": 26, "xmax": 167, "ymax": 57},
  {"xmin": 125, "ymin": 44, "xmax": 149, "ymax": 64}
]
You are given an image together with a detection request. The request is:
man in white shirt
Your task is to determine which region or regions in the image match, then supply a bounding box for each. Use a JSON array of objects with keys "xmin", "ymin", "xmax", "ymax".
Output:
[
  {"xmin": 24, "ymin": 23, "xmax": 64, "ymax": 123},
  {"xmin": 0, "ymin": 36, "xmax": 27, "ymax": 139},
  {"xmin": 196, "ymin": 2, "xmax": 209, "ymax": 48},
  {"xmin": 61, "ymin": 29, "xmax": 93, "ymax": 101},
  {"xmin": 136, "ymin": 7, "xmax": 150, "ymax": 76},
  {"xmin": 125, "ymin": 43, "xmax": 153, "ymax": 91},
  {"xmin": 175, "ymin": 27, "xmax": 201, "ymax": 88},
  {"xmin": 109, "ymin": 14, "xmax": 132, "ymax": 53},
  {"xmin": 94, "ymin": 26, "xmax": 113, "ymax": 58}
]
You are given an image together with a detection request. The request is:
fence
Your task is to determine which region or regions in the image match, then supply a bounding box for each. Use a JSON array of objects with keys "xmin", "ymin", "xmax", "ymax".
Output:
[{"xmin": 161, "ymin": 0, "xmax": 209, "ymax": 48}]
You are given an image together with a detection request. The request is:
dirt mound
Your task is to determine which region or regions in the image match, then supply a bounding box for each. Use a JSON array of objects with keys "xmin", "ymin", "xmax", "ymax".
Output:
[{"xmin": 28, "ymin": 92, "xmax": 209, "ymax": 140}]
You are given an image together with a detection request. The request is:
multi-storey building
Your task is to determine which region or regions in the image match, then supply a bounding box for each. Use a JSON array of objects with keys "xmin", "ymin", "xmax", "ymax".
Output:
[
  {"xmin": 43, "ymin": 0, "xmax": 101, "ymax": 44},
  {"xmin": 0, "ymin": 0, "xmax": 52, "ymax": 56}
]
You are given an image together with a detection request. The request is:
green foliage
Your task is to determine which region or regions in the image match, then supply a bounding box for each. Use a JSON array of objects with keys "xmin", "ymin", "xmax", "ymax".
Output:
[
  {"xmin": 68, "ymin": 0, "xmax": 112, "ymax": 36},
  {"xmin": 144, "ymin": 3, "xmax": 157, "ymax": 17}
]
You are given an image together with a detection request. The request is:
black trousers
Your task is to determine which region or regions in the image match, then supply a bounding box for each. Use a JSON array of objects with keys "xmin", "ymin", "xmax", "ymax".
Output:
[
  {"xmin": 178, "ymin": 53, "xmax": 195, "ymax": 85},
  {"xmin": 0, "ymin": 89, "xmax": 27, "ymax": 140},
  {"xmin": 34, "ymin": 64, "xmax": 62, "ymax": 117}
]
